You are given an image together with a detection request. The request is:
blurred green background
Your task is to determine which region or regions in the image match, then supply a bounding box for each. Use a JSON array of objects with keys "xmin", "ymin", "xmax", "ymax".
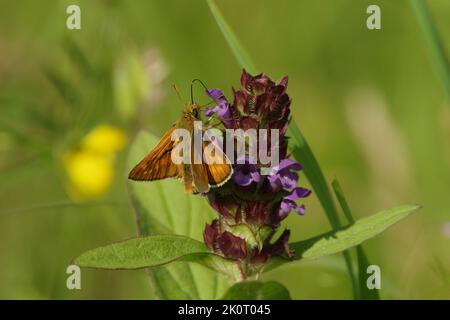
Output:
[{"xmin": 1, "ymin": 0, "xmax": 450, "ymax": 299}]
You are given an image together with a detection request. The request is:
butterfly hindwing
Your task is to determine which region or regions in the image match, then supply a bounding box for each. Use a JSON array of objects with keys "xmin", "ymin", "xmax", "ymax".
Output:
[{"xmin": 202, "ymin": 141, "xmax": 233, "ymax": 187}]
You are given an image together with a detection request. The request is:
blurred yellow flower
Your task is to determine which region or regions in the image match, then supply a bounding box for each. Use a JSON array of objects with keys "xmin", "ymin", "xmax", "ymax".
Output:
[
  {"xmin": 81, "ymin": 125, "xmax": 127, "ymax": 155},
  {"xmin": 64, "ymin": 151, "xmax": 114, "ymax": 199},
  {"xmin": 64, "ymin": 125, "xmax": 127, "ymax": 201}
]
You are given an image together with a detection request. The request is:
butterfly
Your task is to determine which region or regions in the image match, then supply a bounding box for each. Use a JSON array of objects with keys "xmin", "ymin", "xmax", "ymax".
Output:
[{"xmin": 128, "ymin": 103, "xmax": 233, "ymax": 193}]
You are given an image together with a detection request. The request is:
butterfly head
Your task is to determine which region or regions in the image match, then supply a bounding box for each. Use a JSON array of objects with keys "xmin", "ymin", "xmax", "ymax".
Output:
[{"xmin": 184, "ymin": 103, "xmax": 200, "ymax": 120}]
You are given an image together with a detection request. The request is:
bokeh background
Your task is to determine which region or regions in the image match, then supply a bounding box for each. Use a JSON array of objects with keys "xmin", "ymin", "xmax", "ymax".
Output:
[{"xmin": 1, "ymin": 0, "xmax": 450, "ymax": 299}]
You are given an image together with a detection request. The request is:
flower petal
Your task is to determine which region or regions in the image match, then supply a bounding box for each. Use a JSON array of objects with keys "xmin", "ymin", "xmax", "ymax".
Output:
[
  {"xmin": 233, "ymin": 169, "xmax": 253, "ymax": 186},
  {"xmin": 285, "ymin": 187, "xmax": 311, "ymax": 201},
  {"xmin": 206, "ymin": 88, "xmax": 225, "ymax": 100},
  {"xmin": 267, "ymin": 174, "xmax": 282, "ymax": 191},
  {"xmin": 295, "ymin": 204, "xmax": 306, "ymax": 215},
  {"xmin": 204, "ymin": 108, "xmax": 215, "ymax": 117},
  {"xmin": 216, "ymin": 102, "xmax": 231, "ymax": 118},
  {"xmin": 278, "ymin": 199, "xmax": 295, "ymax": 219},
  {"xmin": 280, "ymin": 171, "xmax": 298, "ymax": 189},
  {"xmin": 277, "ymin": 158, "xmax": 302, "ymax": 172},
  {"xmin": 250, "ymin": 171, "xmax": 261, "ymax": 183}
]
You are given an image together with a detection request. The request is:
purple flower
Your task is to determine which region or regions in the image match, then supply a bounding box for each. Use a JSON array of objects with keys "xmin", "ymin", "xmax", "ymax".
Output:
[
  {"xmin": 206, "ymin": 88, "xmax": 224, "ymax": 100},
  {"xmin": 205, "ymin": 89, "xmax": 233, "ymax": 127},
  {"xmin": 202, "ymin": 70, "xmax": 311, "ymax": 278},
  {"xmin": 268, "ymin": 159, "xmax": 302, "ymax": 191},
  {"xmin": 233, "ymin": 157, "xmax": 260, "ymax": 186},
  {"xmin": 278, "ymin": 187, "xmax": 311, "ymax": 219}
]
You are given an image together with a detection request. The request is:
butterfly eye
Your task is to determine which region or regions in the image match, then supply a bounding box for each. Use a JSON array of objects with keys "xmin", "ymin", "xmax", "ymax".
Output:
[{"xmin": 192, "ymin": 108, "xmax": 199, "ymax": 119}]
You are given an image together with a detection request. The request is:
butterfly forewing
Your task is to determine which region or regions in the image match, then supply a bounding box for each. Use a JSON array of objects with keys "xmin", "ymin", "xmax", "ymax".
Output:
[{"xmin": 128, "ymin": 125, "xmax": 179, "ymax": 181}]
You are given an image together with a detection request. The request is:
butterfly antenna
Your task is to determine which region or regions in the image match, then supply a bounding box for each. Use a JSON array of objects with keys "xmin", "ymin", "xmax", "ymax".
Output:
[
  {"xmin": 173, "ymin": 84, "xmax": 183, "ymax": 102},
  {"xmin": 191, "ymin": 78, "xmax": 209, "ymax": 104}
]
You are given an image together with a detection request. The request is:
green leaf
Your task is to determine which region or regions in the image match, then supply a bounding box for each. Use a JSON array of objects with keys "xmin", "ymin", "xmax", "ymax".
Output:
[
  {"xmin": 206, "ymin": 0, "xmax": 258, "ymax": 74},
  {"xmin": 74, "ymin": 235, "xmax": 242, "ymax": 280},
  {"xmin": 127, "ymin": 131, "xmax": 230, "ymax": 299},
  {"xmin": 75, "ymin": 235, "xmax": 207, "ymax": 269},
  {"xmin": 265, "ymin": 204, "xmax": 420, "ymax": 273},
  {"xmin": 222, "ymin": 281, "xmax": 291, "ymax": 300},
  {"xmin": 332, "ymin": 178, "xmax": 379, "ymax": 300}
]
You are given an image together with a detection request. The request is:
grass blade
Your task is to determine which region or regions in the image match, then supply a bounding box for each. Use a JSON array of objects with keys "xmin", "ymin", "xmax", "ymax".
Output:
[
  {"xmin": 332, "ymin": 178, "xmax": 380, "ymax": 299},
  {"xmin": 206, "ymin": 0, "xmax": 258, "ymax": 74},
  {"xmin": 356, "ymin": 246, "xmax": 380, "ymax": 300},
  {"xmin": 331, "ymin": 179, "xmax": 355, "ymax": 224},
  {"xmin": 411, "ymin": 0, "xmax": 450, "ymax": 101}
]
